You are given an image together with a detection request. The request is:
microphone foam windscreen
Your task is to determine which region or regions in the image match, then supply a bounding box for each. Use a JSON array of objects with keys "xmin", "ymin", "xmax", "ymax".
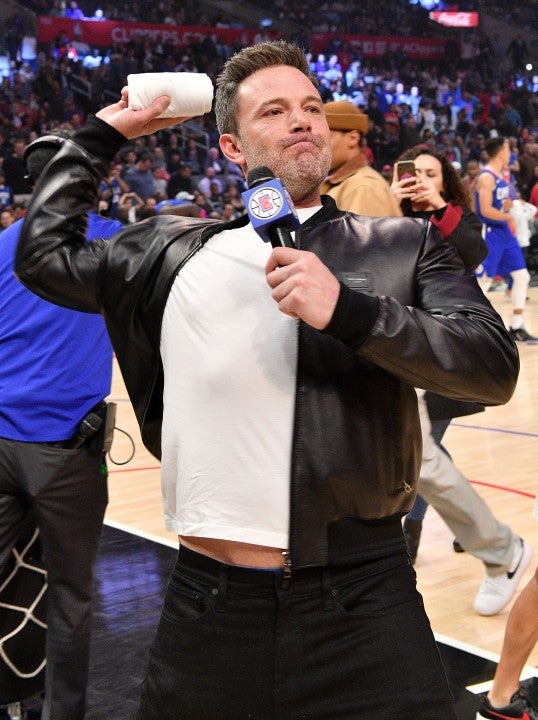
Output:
[{"xmin": 247, "ymin": 166, "xmax": 275, "ymax": 188}]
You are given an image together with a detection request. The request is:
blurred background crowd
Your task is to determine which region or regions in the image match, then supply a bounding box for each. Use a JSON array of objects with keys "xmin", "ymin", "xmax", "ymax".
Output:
[{"xmin": 0, "ymin": 0, "xmax": 536, "ymax": 230}]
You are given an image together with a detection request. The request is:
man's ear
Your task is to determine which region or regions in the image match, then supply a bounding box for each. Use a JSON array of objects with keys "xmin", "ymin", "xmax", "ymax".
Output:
[
  {"xmin": 219, "ymin": 134, "xmax": 245, "ymax": 171},
  {"xmin": 348, "ymin": 129, "xmax": 361, "ymax": 147}
]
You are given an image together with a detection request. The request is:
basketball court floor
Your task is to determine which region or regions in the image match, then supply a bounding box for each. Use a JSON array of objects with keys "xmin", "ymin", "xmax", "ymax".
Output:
[{"xmin": 87, "ymin": 285, "xmax": 538, "ymax": 719}]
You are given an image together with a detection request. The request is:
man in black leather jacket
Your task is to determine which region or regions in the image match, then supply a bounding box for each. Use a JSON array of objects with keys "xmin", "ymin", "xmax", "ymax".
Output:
[{"xmin": 16, "ymin": 41, "xmax": 518, "ymax": 720}]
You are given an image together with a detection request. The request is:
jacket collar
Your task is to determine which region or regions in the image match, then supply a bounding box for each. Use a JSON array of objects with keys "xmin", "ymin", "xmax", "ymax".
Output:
[
  {"xmin": 303, "ymin": 195, "xmax": 343, "ymax": 225},
  {"xmin": 200, "ymin": 195, "xmax": 343, "ymax": 245}
]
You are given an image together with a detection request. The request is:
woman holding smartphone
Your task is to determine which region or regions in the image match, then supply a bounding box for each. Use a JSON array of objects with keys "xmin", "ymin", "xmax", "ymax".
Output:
[
  {"xmin": 391, "ymin": 145, "xmax": 487, "ymax": 270},
  {"xmin": 389, "ymin": 146, "xmax": 528, "ymax": 619}
]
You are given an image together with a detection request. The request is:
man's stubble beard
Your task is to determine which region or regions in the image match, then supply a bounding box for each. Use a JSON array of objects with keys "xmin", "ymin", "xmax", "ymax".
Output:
[
  {"xmin": 279, "ymin": 150, "xmax": 332, "ymax": 203},
  {"xmin": 239, "ymin": 135, "xmax": 332, "ymax": 204}
]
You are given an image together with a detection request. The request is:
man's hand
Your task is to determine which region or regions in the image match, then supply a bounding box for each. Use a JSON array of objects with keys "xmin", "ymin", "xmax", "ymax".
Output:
[
  {"xmin": 96, "ymin": 87, "xmax": 190, "ymax": 139},
  {"xmin": 265, "ymin": 248, "xmax": 340, "ymax": 329}
]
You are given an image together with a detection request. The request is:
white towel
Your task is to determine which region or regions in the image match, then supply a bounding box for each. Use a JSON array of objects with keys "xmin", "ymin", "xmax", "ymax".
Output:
[{"xmin": 127, "ymin": 72, "xmax": 214, "ymax": 118}]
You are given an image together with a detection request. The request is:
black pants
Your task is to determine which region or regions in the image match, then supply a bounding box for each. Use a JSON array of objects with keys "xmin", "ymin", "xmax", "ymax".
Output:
[
  {"xmin": 137, "ymin": 546, "xmax": 457, "ymax": 720},
  {"xmin": 0, "ymin": 437, "xmax": 108, "ymax": 720}
]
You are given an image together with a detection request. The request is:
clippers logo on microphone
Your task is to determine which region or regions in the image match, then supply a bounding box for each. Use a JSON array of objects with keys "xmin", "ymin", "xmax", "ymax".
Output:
[
  {"xmin": 248, "ymin": 185, "xmax": 284, "ymax": 220},
  {"xmin": 242, "ymin": 168, "xmax": 300, "ymax": 245}
]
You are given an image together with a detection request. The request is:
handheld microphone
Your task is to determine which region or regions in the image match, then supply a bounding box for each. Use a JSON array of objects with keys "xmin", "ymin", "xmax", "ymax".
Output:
[{"xmin": 242, "ymin": 166, "xmax": 299, "ymax": 248}]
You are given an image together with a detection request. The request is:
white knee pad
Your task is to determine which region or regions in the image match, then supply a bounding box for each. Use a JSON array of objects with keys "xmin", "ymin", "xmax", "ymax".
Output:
[{"xmin": 510, "ymin": 268, "xmax": 530, "ymax": 309}]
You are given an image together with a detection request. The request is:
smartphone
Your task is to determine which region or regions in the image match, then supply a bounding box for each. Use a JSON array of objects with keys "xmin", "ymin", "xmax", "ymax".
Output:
[{"xmin": 396, "ymin": 161, "xmax": 416, "ymax": 180}]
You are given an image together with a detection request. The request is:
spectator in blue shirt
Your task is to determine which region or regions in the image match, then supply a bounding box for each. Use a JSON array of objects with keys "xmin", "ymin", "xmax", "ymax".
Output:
[{"xmin": 0, "ymin": 131, "xmax": 123, "ymax": 720}]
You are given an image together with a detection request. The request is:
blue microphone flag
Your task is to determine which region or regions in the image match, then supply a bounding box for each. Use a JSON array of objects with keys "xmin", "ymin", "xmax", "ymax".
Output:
[{"xmin": 242, "ymin": 167, "xmax": 300, "ymax": 244}]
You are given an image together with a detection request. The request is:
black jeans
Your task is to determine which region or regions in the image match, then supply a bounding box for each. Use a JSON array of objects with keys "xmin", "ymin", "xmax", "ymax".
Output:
[
  {"xmin": 0, "ymin": 437, "xmax": 108, "ymax": 720},
  {"xmin": 137, "ymin": 546, "xmax": 457, "ymax": 720}
]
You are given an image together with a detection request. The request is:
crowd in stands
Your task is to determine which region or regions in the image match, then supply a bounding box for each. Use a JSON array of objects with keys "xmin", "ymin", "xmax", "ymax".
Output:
[
  {"xmin": 252, "ymin": 0, "xmax": 472, "ymax": 36},
  {"xmin": 9, "ymin": 0, "xmax": 245, "ymax": 30},
  {"xmin": 0, "ymin": 0, "xmax": 536, "ymax": 228}
]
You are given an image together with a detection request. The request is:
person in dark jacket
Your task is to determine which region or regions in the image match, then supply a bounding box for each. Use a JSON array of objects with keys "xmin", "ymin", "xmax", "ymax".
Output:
[
  {"xmin": 390, "ymin": 145, "xmax": 531, "ymax": 615},
  {"xmin": 16, "ymin": 41, "xmax": 519, "ymax": 720}
]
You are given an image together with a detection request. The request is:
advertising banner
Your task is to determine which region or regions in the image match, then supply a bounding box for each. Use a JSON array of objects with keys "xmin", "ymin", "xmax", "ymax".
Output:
[
  {"xmin": 37, "ymin": 17, "xmax": 447, "ymax": 62},
  {"xmin": 37, "ymin": 17, "xmax": 261, "ymax": 48},
  {"xmin": 429, "ymin": 12, "xmax": 479, "ymax": 27}
]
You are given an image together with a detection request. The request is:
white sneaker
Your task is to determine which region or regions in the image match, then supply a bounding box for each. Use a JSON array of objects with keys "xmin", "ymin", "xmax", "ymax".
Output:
[{"xmin": 473, "ymin": 538, "xmax": 533, "ymax": 616}]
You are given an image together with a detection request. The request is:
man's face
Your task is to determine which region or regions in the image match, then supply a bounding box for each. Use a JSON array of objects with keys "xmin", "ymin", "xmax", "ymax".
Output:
[
  {"xmin": 0, "ymin": 211, "xmax": 13, "ymax": 228},
  {"xmin": 467, "ymin": 161, "xmax": 479, "ymax": 177},
  {"xmin": 221, "ymin": 65, "xmax": 331, "ymax": 206},
  {"xmin": 500, "ymin": 140, "xmax": 511, "ymax": 165},
  {"xmin": 328, "ymin": 130, "xmax": 355, "ymax": 173},
  {"xmin": 221, "ymin": 204, "xmax": 234, "ymax": 220}
]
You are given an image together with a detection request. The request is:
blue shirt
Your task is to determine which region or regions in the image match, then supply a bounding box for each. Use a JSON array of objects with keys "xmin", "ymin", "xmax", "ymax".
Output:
[
  {"xmin": 475, "ymin": 169, "xmax": 511, "ymax": 228},
  {"xmin": 99, "ymin": 177, "xmax": 122, "ymax": 219},
  {"xmin": 0, "ymin": 213, "xmax": 123, "ymax": 441},
  {"xmin": 0, "ymin": 183, "xmax": 13, "ymax": 209},
  {"xmin": 123, "ymin": 166, "xmax": 155, "ymax": 201}
]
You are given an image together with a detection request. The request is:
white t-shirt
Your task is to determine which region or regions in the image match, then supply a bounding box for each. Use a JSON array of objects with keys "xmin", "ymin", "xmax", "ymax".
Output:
[{"xmin": 160, "ymin": 208, "xmax": 319, "ymax": 548}]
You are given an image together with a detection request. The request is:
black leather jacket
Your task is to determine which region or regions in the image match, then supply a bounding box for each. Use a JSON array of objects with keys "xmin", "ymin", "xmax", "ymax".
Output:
[
  {"xmin": 411, "ymin": 203, "xmax": 490, "ymax": 422},
  {"xmin": 16, "ymin": 125, "xmax": 519, "ymax": 568}
]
